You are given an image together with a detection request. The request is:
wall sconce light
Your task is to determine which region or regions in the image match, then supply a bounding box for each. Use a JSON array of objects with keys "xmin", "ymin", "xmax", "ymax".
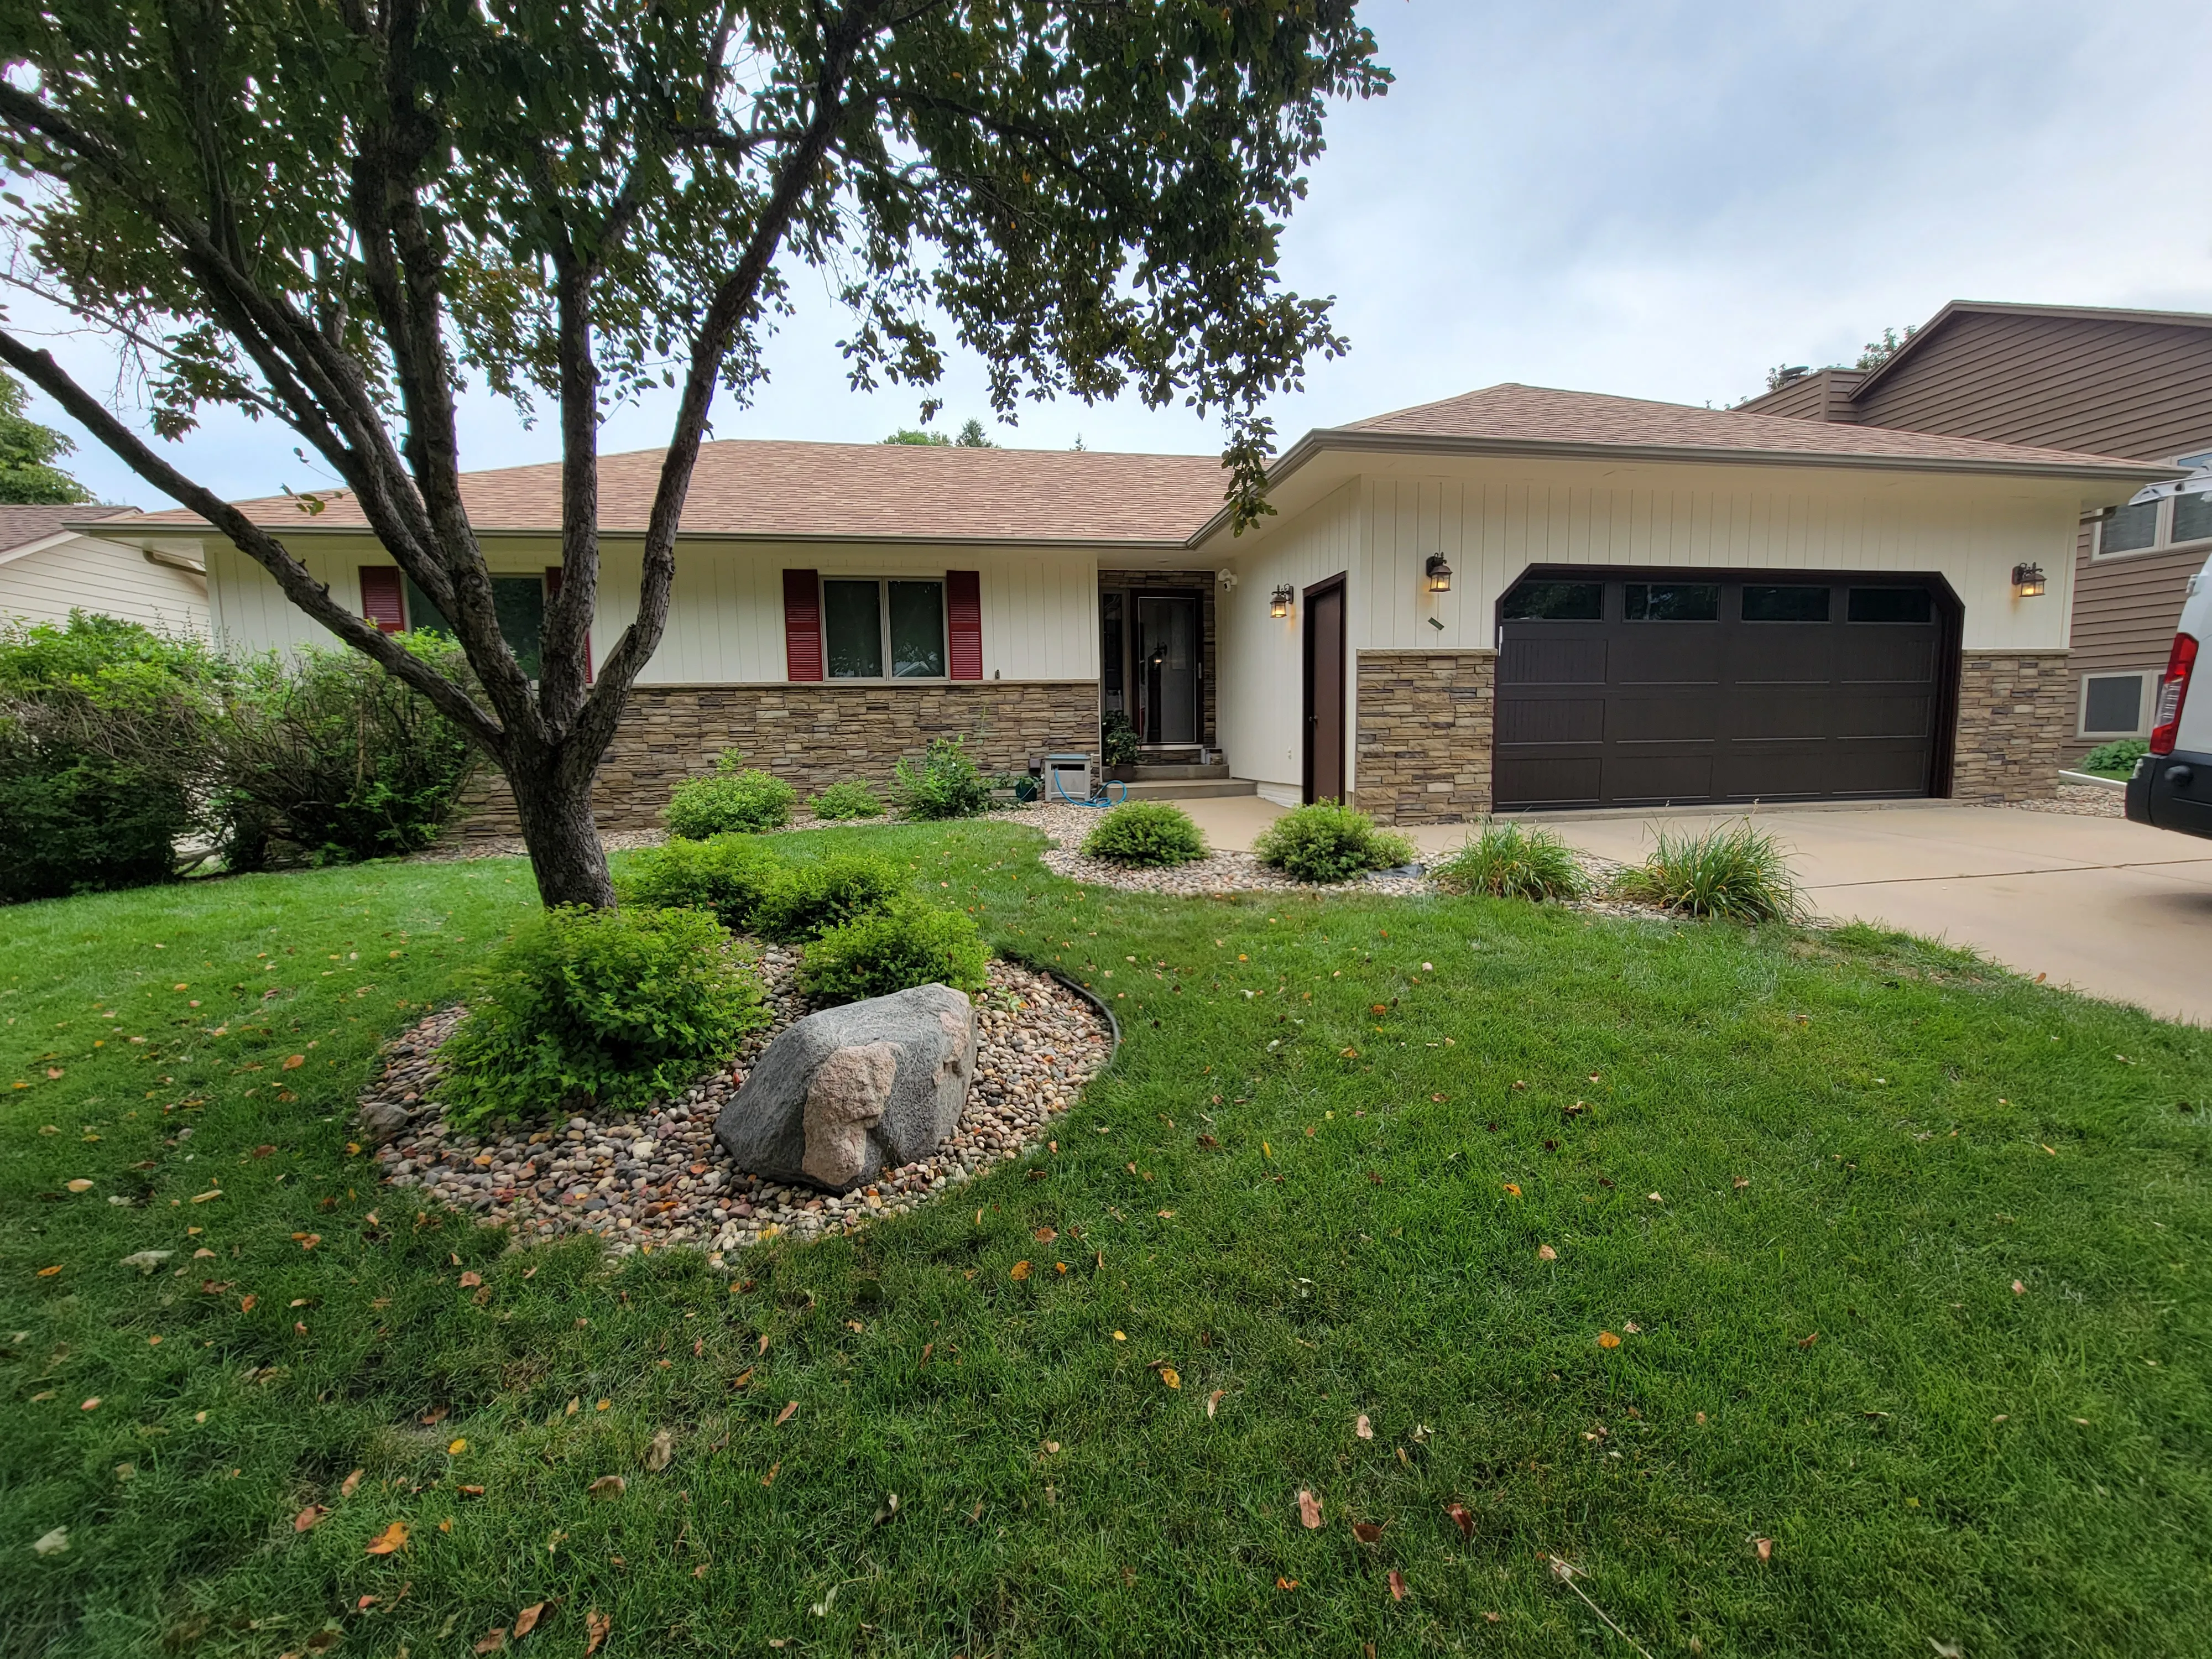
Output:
[
  {"xmin": 1270, "ymin": 583, "xmax": 1293, "ymax": 619},
  {"xmin": 1425, "ymin": 553, "xmax": 1453, "ymax": 594},
  {"xmin": 2011, "ymin": 562, "xmax": 2047, "ymax": 598}
]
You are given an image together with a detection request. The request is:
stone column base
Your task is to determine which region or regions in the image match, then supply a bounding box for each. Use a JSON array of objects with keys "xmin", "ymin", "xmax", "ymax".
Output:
[
  {"xmin": 1952, "ymin": 651, "xmax": 2068, "ymax": 804},
  {"xmin": 1350, "ymin": 650, "xmax": 1496, "ymax": 825}
]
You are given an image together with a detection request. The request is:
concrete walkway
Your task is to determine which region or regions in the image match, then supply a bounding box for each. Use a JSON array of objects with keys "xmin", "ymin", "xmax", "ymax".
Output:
[{"xmin": 1172, "ymin": 792, "xmax": 2212, "ymax": 1026}]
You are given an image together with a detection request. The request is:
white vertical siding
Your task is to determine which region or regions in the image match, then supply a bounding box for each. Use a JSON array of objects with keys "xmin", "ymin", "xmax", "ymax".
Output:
[
  {"xmin": 0, "ymin": 535, "xmax": 210, "ymax": 634},
  {"xmin": 1214, "ymin": 479, "xmax": 1363, "ymax": 793},
  {"xmin": 204, "ymin": 533, "xmax": 1099, "ymax": 682},
  {"xmin": 1353, "ymin": 460, "xmax": 2079, "ymax": 654}
]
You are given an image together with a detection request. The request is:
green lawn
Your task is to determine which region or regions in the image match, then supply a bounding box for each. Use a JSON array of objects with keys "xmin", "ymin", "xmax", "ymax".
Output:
[{"xmin": 3, "ymin": 822, "xmax": 2208, "ymax": 1658}]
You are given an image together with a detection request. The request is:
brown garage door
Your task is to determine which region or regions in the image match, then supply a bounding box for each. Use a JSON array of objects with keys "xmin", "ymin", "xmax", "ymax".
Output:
[{"xmin": 1494, "ymin": 570, "xmax": 1954, "ymax": 810}]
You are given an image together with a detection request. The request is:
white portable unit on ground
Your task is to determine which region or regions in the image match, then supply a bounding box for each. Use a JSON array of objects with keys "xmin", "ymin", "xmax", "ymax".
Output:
[{"xmin": 1042, "ymin": 753, "xmax": 1092, "ymax": 802}]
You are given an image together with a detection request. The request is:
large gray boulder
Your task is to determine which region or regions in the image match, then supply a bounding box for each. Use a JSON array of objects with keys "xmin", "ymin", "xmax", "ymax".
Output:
[{"xmin": 714, "ymin": 984, "xmax": 977, "ymax": 1193}]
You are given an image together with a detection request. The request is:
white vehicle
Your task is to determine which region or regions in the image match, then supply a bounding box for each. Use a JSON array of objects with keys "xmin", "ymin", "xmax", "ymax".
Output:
[{"xmin": 2126, "ymin": 520, "xmax": 2209, "ymax": 839}]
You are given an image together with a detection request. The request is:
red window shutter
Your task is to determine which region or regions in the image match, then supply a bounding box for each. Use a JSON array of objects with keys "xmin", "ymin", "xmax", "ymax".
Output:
[
  {"xmin": 945, "ymin": 569, "xmax": 983, "ymax": 681},
  {"xmin": 360, "ymin": 566, "xmax": 405, "ymax": 633},
  {"xmin": 783, "ymin": 568, "xmax": 823, "ymax": 681},
  {"xmin": 544, "ymin": 566, "xmax": 592, "ymax": 683}
]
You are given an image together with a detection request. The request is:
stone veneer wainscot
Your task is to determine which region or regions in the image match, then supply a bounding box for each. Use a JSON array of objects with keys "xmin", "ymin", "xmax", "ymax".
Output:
[
  {"xmin": 452, "ymin": 679, "xmax": 1102, "ymax": 839},
  {"xmin": 1951, "ymin": 650, "xmax": 2068, "ymax": 804},
  {"xmin": 1351, "ymin": 650, "xmax": 1496, "ymax": 826}
]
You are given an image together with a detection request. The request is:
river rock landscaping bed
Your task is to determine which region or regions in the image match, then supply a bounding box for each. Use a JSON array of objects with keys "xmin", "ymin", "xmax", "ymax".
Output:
[{"xmin": 359, "ymin": 954, "xmax": 1110, "ymax": 1258}]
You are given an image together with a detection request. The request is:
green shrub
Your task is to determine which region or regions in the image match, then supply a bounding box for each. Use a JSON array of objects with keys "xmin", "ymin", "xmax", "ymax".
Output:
[
  {"xmin": 0, "ymin": 613, "xmax": 213, "ymax": 901},
  {"xmin": 1100, "ymin": 709, "xmax": 1138, "ymax": 768},
  {"xmin": 754, "ymin": 852, "xmax": 909, "ymax": 941},
  {"xmin": 1611, "ymin": 822, "xmax": 1803, "ymax": 922},
  {"xmin": 437, "ymin": 905, "xmax": 769, "ymax": 1124},
  {"xmin": 663, "ymin": 750, "xmax": 797, "ymax": 837},
  {"xmin": 810, "ymin": 780, "xmax": 885, "ymax": 821},
  {"xmin": 1432, "ymin": 820, "xmax": 1589, "ymax": 901},
  {"xmin": 1251, "ymin": 801, "xmax": 1416, "ymax": 884},
  {"xmin": 2078, "ymin": 738, "xmax": 2148, "ymax": 778},
  {"xmin": 210, "ymin": 635, "xmax": 482, "ymax": 869},
  {"xmin": 615, "ymin": 833, "xmax": 781, "ymax": 929},
  {"xmin": 1082, "ymin": 801, "xmax": 1208, "ymax": 867},
  {"xmin": 890, "ymin": 736, "xmax": 993, "ymax": 821},
  {"xmin": 798, "ymin": 898, "xmax": 990, "ymax": 1004}
]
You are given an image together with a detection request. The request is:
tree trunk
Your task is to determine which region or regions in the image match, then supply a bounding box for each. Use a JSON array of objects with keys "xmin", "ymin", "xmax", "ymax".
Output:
[{"xmin": 505, "ymin": 741, "xmax": 617, "ymax": 909}]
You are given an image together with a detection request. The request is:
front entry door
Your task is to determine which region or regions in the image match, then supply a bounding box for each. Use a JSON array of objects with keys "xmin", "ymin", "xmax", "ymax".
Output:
[
  {"xmin": 1303, "ymin": 576, "xmax": 1346, "ymax": 802},
  {"xmin": 1135, "ymin": 595, "xmax": 1199, "ymax": 745}
]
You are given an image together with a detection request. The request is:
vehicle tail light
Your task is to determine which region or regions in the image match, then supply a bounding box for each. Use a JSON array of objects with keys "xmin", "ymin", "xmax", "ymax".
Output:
[{"xmin": 2150, "ymin": 632, "xmax": 2198, "ymax": 755}]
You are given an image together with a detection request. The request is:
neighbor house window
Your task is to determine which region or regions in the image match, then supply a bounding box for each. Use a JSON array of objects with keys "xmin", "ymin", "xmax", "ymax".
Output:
[
  {"xmin": 822, "ymin": 577, "xmax": 946, "ymax": 679},
  {"xmin": 2095, "ymin": 451, "xmax": 2212, "ymax": 557},
  {"xmin": 2079, "ymin": 671, "xmax": 2154, "ymax": 739}
]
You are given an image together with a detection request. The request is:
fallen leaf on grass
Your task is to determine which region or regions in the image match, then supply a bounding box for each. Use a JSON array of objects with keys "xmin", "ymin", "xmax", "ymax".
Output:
[
  {"xmin": 513, "ymin": 1603, "xmax": 546, "ymax": 1637},
  {"xmin": 1537, "ymin": 1244, "xmax": 1557, "ymax": 1261},
  {"xmin": 65, "ymin": 1178, "xmax": 92, "ymax": 1193},
  {"xmin": 1447, "ymin": 1503, "xmax": 1474, "ymax": 1540},
  {"xmin": 1389, "ymin": 1569, "xmax": 1409, "ymax": 1601},
  {"xmin": 363, "ymin": 1520, "xmax": 408, "ymax": 1555},
  {"xmin": 1276, "ymin": 1577, "xmax": 1299, "ymax": 1590},
  {"xmin": 447, "ymin": 1438, "xmax": 467, "ymax": 1455},
  {"xmin": 473, "ymin": 1628, "xmax": 507, "ymax": 1653},
  {"xmin": 775, "ymin": 1401, "xmax": 799, "ymax": 1427},
  {"xmin": 1207, "ymin": 1389, "xmax": 1224, "ymax": 1419},
  {"xmin": 1352, "ymin": 1522, "xmax": 1383, "ymax": 1543},
  {"xmin": 760, "ymin": 1462, "xmax": 779, "ymax": 1486},
  {"xmin": 239, "ymin": 1295, "xmax": 256, "ymax": 1312},
  {"xmin": 583, "ymin": 1609, "xmax": 609, "ymax": 1657},
  {"xmin": 1733, "ymin": 1177, "xmax": 1750, "ymax": 1190},
  {"xmin": 1755, "ymin": 1537, "xmax": 1773, "ymax": 1561},
  {"xmin": 587, "ymin": 1476, "xmax": 626, "ymax": 1500},
  {"xmin": 1297, "ymin": 1489, "xmax": 1323, "ymax": 1528},
  {"xmin": 1597, "ymin": 1331, "xmax": 1621, "ymax": 1349},
  {"xmin": 458, "ymin": 1271, "xmax": 482, "ymax": 1288},
  {"xmin": 1798, "ymin": 1332, "xmax": 1819, "ymax": 1349},
  {"xmin": 1032, "ymin": 1227, "xmax": 1057, "ymax": 1243},
  {"xmin": 32, "ymin": 1527, "xmax": 67, "ymax": 1556},
  {"xmin": 1009, "ymin": 1260, "xmax": 1031, "ymax": 1281},
  {"xmin": 1502, "ymin": 1183, "xmax": 1521, "ymax": 1197},
  {"xmin": 1159, "ymin": 1366, "xmax": 1180, "ymax": 1389},
  {"xmin": 293, "ymin": 1505, "xmax": 327, "ymax": 1532},
  {"xmin": 2012, "ymin": 1280, "xmax": 2026, "ymax": 1296},
  {"xmin": 1354, "ymin": 1413, "xmax": 1374, "ymax": 1439},
  {"xmin": 35, "ymin": 1265, "xmax": 62, "ymax": 1278},
  {"xmin": 644, "ymin": 1431, "xmax": 674, "ymax": 1472},
  {"xmin": 283, "ymin": 1055, "xmax": 305, "ymax": 1070},
  {"xmin": 340, "ymin": 1469, "xmax": 363, "ymax": 1498}
]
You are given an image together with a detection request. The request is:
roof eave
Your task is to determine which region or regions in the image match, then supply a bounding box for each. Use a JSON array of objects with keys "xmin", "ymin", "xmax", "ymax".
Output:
[
  {"xmin": 109, "ymin": 521, "xmax": 1203, "ymax": 553},
  {"xmin": 1188, "ymin": 427, "xmax": 2180, "ymax": 546}
]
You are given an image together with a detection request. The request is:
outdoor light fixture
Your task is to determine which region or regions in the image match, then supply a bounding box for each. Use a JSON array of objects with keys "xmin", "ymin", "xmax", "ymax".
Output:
[
  {"xmin": 1425, "ymin": 553, "xmax": 1453, "ymax": 593},
  {"xmin": 2011, "ymin": 562, "xmax": 2047, "ymax": 598},
  {"xmin": 1270, "ymin": 583, "xmax": 1293, "ymax": 619}
]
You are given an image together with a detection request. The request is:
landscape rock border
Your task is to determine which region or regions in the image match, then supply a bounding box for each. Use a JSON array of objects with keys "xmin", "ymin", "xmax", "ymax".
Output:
[{"xmin": 361, "ymin": 949, "xmax": 1112, "ymax": 1258}]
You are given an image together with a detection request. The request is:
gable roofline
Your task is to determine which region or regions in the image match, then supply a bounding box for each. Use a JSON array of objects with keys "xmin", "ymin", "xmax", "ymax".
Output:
[
  {"xmin": 1190, "ymin": 384, "xmax": 2180, "ymax": 546},
  {"xmin": 1850, "ymin": 299, "xmax": 2212, "ymax": 401}
]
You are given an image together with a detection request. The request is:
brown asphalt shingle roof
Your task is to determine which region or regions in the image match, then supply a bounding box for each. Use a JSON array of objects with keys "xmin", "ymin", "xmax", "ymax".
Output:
[
  {"xmin": 132, "ymin": 440, "xmax": 1232, "ymax": 545},
  {"xmin": 0, "ymin": 503, "xmax": 135, "ymax": 554},
  {"xmin": 1335, "ymin": 383, "xmax": 2165, "ymax": 472}
]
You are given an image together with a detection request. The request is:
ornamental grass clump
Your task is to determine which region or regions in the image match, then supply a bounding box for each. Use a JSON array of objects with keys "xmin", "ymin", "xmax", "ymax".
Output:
[
  {"xmin": 662, "ymin": 749, "xmax": 796, "ymax": 836},
  {"xmin": 809, "ymin": 780, "xmax": 886, "ymax": 820},
  {"xmin": 1081, "ymin": 801, "xmax": 1207, "ymax": 867},
  {"xmin": 753, "ymin": 852, "xmax": 909, "ymax": 941},
  {"xmin": 1611, "ymin": 822, "xmax": 1803, "ymax": 922},
  {"xmin": 1432, "ymin": 820, "xmax": 1589, "ymax": 901},
  {"xmin": 614, "ymin": 833, "xmax": 781, "ymax": 931},
  {"xmin": 437, "ymin": 905, "xmax": 769, "ymax": 1125},
  {"xmin": 890, "ymin": 736, "xmax": 994, "ymax": 821},
  {"xmin": 1251, "ymin": 801, "xmax": 1415, "ymax": 884},
  {"xmin": 798, "ymin": 898, "xmax": 990, "ymax": 1004}
]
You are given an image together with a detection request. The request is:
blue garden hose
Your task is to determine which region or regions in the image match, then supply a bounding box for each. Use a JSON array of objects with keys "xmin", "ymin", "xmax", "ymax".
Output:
[{"xmin": 1049, "ymin": 771, "xmax": 1127, "ymax": 808}]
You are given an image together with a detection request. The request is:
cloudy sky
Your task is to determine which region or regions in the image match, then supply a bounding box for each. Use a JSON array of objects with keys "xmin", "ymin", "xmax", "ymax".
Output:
[{"xmin": 27, "ymin": 0, "xmax": 2212, "ymax": 507}]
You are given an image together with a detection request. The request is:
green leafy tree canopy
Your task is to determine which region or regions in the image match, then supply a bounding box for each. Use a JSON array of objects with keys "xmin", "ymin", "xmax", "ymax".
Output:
[
  {"xmin": 0, "ymin": 0, "xmax": 1387, "ymax": 906},
  {"xmin": 0, "ymin": 372, "xmax": 90, "ymax": 503}
]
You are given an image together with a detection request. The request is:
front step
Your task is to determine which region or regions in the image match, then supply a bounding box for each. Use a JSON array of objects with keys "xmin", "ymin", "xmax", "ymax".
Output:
[
  {"xmin": 1125, "ymin": 761, "xmax": 1230, "ymax": 781},
  {"xmin": 1115, "ymin": 778, "xmax": 1256, "ymax": 800}
]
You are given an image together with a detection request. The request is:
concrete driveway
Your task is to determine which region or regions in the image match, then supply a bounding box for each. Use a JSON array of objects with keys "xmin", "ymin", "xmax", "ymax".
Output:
[{"xmin": 1175, "ymin": 795, "xmax": 2212, "ymax": 1025}]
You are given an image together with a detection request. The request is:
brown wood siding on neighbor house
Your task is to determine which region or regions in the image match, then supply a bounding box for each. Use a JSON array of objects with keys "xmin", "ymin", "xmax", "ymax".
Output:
[
  {"xmin": 1850, "ymin": 311, "xmax": 2212, "ymax": 460},
  {"xmin": 2063, "ymin": 527, "xmax": 2203, "ymax": 760},
  {"xmin": 1738, "ymin": 368, "xmax": 1865, "ymax": 423}
]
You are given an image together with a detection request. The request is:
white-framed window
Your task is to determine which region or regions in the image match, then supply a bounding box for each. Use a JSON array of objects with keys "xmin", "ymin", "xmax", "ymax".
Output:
[
  {"xmin": 821, "ymin": 577, "xmax": 947, "ymax": 679},
  {"xmin": 2078, "ymin": 670, "xmax": 2157, "ymax": 739},
  {"xmin": 2095, "ymin": 447, "xmax": 2212, "ymax": 559}
]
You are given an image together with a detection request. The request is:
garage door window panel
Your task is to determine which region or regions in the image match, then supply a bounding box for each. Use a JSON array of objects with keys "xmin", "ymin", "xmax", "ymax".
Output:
[
  {"xmin": 1624, "ymin": 582, "xmax": 1719, "ymax": 621},
  {"xmin": 1847, "ymin": 587, "xmax": 1934, "ymax": 624},
  {"xmin": 1502, "ymin": 581, "xmax": 1603, "ymax": 620},
  {"xmin": 1743, "ymin": 585, "xmax": 1831, "ymax": 623}
]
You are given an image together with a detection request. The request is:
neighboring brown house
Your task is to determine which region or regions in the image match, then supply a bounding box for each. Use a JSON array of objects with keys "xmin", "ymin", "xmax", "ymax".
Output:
[{"xmin": 1740, "ymin": 300, "xmax": 2212, "ymax": 763}]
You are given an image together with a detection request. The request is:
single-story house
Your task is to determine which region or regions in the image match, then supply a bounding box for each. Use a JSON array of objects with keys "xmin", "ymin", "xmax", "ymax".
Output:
[
  {"xmin": 113, "ymin": 382, "xmax": 2172, "ymax": 828},
  {"xmin": 0, "ymin": 504, "xmax": 207, "ymax": 634},
  {"xmin": 1739, "ymin": 299, "xmax": 2212, "ymax": 764}
]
